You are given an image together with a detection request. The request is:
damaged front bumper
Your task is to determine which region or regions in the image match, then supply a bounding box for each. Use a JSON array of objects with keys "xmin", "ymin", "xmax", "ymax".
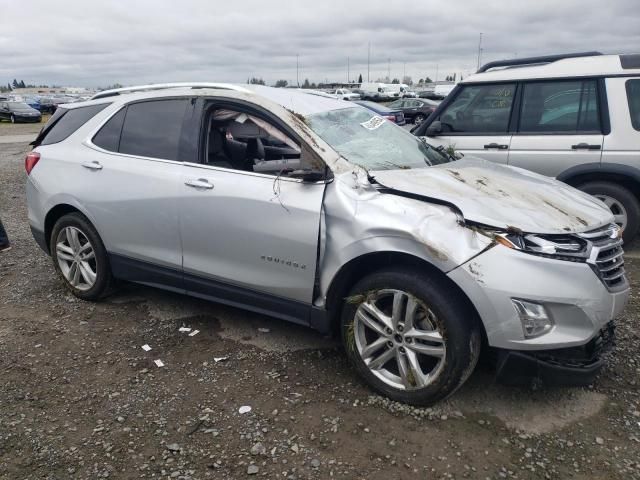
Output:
[{"xmin": 495, "ymin": 321, "xmax": 615, "ymax": 386}]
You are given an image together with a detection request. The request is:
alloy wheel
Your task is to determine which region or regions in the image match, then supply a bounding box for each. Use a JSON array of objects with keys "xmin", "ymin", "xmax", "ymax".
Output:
[
  {"xmin": 414, "ymin": 114, "xmax": 426, "ymax": 125},
  {"xmin": 595, "ymin": 194, "xmax": 628, "ymax": 232},
  {"xmin": 353, "ymin": 289, "xmax": 446, "ymax": 390},
  {"xmin": 55, "ymin": 226, "xmax": 97, "ymax": 291}
]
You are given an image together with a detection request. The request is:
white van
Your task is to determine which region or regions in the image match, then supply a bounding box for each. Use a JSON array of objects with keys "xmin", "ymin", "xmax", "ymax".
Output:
[
  {"xmin": 359, "ymin": 83, "xmax": 398, "ymax": 101},
  {"xmin": 386, "ymin": 83, "xmax": 416, "ymax": 98}
]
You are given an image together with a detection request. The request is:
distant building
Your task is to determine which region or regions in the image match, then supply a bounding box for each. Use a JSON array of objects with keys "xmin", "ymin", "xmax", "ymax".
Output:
[{"xmin": 10, "ymin": 87, "xmax": 93, "ymax": 95}]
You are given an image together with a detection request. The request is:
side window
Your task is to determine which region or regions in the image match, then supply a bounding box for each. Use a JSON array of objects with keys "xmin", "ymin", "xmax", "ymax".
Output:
[
  {"xmin": 92, "ymin": 107, "xmax": 126, "ymax": 152},
  {"xmin": 626, "ymin": 79, "xmax": 640, "ymax": 131},
  {"xmin": 519, "ymin": 80, "xmax": 600, "ymax": 133},
  {"xmin": 38, "ymin": 103, "xmax": 110, "ymax": 146},
  {"xmin": 118, "ymin": 99, "xmax": 190, "ymax": 161},
  {"xmin": 439, "ymin": 83, "xmax": 515, "ymax": 133},
  {"xmin": 203, "ymin": 107, "xmax": 302, "ymax": 177}
]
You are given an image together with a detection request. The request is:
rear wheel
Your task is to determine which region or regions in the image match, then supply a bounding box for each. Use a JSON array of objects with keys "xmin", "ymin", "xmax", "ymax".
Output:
[
  {"xmin": 414, "ymin": 114, "xmax": 426, "ymax": 125},
  {"xmin": 50, "ymin": 213, "xmax": 114, "ymax": 301},
  {"xmin": 578, "ymin": 181, "xmax": 640, "ymax": 243},
  {"xmin": 341, "ymin": 269, "xmax": 481, "ymax": 406}
]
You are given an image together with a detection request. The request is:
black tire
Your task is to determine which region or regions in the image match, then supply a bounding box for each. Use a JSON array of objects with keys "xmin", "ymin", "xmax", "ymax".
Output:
[
  {"xmin": 50, "ymin": 212, "xmax": 114, "ymax": 301},
  {"xmin": 578, "ymin": 181, "xmax": 640, "ymax": 244},
  {"xmin": 414, "ymin": 114, "xmax": 426, "ymax": 125},
  {"xmin": 341, "ymin": 268, "xmax": 481, "ymax": 406}
]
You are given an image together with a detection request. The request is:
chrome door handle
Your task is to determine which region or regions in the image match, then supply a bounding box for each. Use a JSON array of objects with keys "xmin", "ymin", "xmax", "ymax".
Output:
[
  {"xmin": 82, "ymin": 161, "xmax": 103, "ymax": 170},
  {"xmin": 483, "ymin": 143, "xmax": 509, "ymax": 150},
  {"xmin": 571, "ymin": 143, "xmax": 601, "ymax": 150},
  {"xmin": 185, "ymin": 178, "xmax": 214, "ymax": 190}
]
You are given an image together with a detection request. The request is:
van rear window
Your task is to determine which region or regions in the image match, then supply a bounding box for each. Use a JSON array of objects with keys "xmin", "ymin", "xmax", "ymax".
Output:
[{"xmin": 33, "ymin": 103, "xmax": 110, "ymax": 146}]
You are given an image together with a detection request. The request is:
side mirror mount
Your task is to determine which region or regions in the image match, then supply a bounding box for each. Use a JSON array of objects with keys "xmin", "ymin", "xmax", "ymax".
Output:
[
  {"xmin": 289, "ymin": 168, "xmax": 326, "ymax": 182},
  {"xmin": 426, "ymin": 121, "xmax": 443, "ymax": 137}
]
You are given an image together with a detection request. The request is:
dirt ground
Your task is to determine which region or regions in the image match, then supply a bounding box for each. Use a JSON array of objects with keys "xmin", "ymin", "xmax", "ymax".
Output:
[{"xmin": 1, "ymin": 122, "xmax": 639, "ymax": 480}]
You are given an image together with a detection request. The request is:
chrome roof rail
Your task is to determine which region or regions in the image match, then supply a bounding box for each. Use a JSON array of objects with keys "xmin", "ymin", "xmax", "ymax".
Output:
[
  {"xmin": 477, "ymin": 51, "xmax": 603, "ymax": 73},
  {"xmin": 91, "ymin": 83, "xmax": 252, "ymax": 100}
]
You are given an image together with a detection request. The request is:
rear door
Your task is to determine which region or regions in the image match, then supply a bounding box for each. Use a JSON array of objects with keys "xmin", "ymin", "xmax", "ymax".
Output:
[
  {"xmin": 424, "ymin": 82, "xmax": 516, "ymax": 164},
  {"xmin": 508, "ymin": 79, "xmax": 604, "ymax": 177},
  {"xmin": 83, "ymin": 98, "xmax": 192, "ymax": 280}
]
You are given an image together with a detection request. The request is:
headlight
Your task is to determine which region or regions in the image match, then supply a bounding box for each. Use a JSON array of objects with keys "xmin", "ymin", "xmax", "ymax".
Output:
[{"xmin": 494, "ymin": 232, "xmax": 589, "ymax": 261}]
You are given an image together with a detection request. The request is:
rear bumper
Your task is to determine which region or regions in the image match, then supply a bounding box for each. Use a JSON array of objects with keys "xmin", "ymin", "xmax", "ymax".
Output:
[
  {"xmin": 30, "ymin": 226, "xmax": 48, "ymax": 254},
  {"xmin": 495, "ymin": 321, "xmax": 615, "ymax": 386}
]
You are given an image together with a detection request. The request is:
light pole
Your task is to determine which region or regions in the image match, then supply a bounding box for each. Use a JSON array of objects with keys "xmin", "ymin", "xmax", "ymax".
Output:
[
  {"xmin": 367, "ymin": 42, "xmax": 371, "ymax": 82},
  {"xmin": 387, "ymin": 58, "xmax": 390, "ymax": 82},
  {"xmin": 476, "ymin": 33, "xmax": 483, "ymax": 71}
]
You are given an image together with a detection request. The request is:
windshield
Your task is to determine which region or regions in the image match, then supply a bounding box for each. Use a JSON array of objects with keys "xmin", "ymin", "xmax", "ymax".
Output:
[{"xmin": 306, "ymin": 106, "xmax": 451, "ymax": 170}]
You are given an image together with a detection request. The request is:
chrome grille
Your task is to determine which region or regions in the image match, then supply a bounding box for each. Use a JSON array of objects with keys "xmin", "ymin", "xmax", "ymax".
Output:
[{"xmin": 578, "ymin": 224, "xmax": 626, "ymax": 290}]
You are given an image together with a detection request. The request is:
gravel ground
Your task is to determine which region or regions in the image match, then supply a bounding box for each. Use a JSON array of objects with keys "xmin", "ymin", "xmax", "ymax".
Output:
[{"xmin": 1, "ymin": 123, "xmax": 639, "ymax": 479}]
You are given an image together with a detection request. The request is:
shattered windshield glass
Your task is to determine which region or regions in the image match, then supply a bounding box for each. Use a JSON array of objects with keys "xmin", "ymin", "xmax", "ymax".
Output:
[{"xmin": 306, "ymin": 107, "xmax": 451, "ymax": 170}]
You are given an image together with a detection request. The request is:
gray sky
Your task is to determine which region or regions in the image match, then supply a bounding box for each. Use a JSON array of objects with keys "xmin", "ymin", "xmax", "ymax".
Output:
[{"xmin": 1, "ymin": 0, "xmax": 639, "ymax": 88}]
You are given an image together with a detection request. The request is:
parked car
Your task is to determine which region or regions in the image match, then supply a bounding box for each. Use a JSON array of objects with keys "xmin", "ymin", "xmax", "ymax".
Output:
[
  {"xmin": 38, "ymin": 97, "xmax": 59, "ymax": 114},
  {"xmin": 353, "ymin": 100, "xmax": 406, "ymax": 125},
  {"xmin": 388, "ymin": 98, "xmax": 440, "ymax": 125},
  {"xmin": 359, "ymin": 82, "xmax": 399, "ymax": 101},
  {"xmin": 23, "ymin": 96, "xmax": 42, "ymax": 111},
  {"xmin": 26, "ymin": 83, "xmax": 629, "ymax": 405},
  {"xmin": 418, "ymin": 91, "xmax": 445, "ymax": 101},
  {"xmin": 413, "ymin": 52, "xmax": 640, "ymax": 243},
  {"xmin": 0, "ymin": 101, "xmax": 42, "ymax": 123},
  {"xmin": 331, "ymin": 88, "xmax": 360, "ymax": 101},
  {"xmin": 386, "ymin": 83, "xmax": 416, "ymax": 98}
]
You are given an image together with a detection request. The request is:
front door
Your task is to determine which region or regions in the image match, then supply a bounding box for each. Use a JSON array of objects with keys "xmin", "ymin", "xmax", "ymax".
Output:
[
  {"xmin": 425, "ymin": 82, "xmax": 516, "ymax": 165},
  {"xmin": 179, "ymin": 102, "xmax": 326, "ymax": 317},
  {"xmin": 508, "ymin": 79, "xmax": 604, "ymax": 177}
]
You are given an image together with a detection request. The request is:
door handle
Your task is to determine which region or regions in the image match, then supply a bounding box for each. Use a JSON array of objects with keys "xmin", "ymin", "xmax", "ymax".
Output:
[
  {"xmin": 82, "ymin": 161, "xmax": 103, "ymax": 170},
  {"xmin": 185, "ymin": 178, "xmax": 214, "ymax": 190},
  {"xmin": 571, "ymin": 143, "xmax": 601, "ymax": 150},
  {"xmin": 483, "ymin": 143, "xmax": 509, "ymax": 150}
]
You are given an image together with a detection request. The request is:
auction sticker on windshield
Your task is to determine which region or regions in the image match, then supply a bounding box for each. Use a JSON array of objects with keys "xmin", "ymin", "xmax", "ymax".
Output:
[{"xmin": 360, "ymin": 115, "xmax": 385, "ymax": 130}]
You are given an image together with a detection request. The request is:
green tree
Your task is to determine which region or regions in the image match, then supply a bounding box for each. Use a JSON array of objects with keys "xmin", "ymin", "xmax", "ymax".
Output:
[
  {"xmin": 391, "ymin": 78, "xmax": 400, "ymax": 84},
  {"xmin": 248, "ymin": 77, "xmax": 265, "ymax": 85},
  {"xmin": 274, "ymin": 79, "xmax": 288, "ymax": 88},
  {"xmin": 424, "ymin": 76, "xmax": 432, "ymax": 83},
  {"xmin": 302, "ymin": 78, "xmax": 311, "ymax": 88},
  {"xmin": 12, "ymin": 79, "xmax": 18, "ymax": 88},
  {"xmin": 18, "ymin": 80, "xmax": 25, "ymax": 88},
  {"xmin": 358, "ymin": 73, "xmax": 363, "ymax": 83}
]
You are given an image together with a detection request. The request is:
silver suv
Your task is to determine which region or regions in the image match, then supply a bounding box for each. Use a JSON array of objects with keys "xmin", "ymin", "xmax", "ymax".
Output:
[
  {"xmin": 415, "ymin": 52, "xmax": 640, "ymax": 243},
  {"xmin": 26, "ymin": 83, "xmax": 630, "ymax": 405}
]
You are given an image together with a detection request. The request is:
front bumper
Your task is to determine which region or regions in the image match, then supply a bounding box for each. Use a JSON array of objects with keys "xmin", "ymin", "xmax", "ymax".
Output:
[
  {"xmin": 15, "ymin": 114, "xmax": 41, "ymax": 123},
  {"xmin": 447, "ymin": 243, "xmax": 629, "ymax": 351},
  {"xmin": 495, "ymin": 321, "xmax": 615, "ymax": 386}
]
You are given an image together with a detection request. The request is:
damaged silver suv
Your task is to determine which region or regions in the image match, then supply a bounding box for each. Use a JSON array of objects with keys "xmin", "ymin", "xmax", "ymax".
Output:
[{"xmin": 26, "ymin": 83, "xmax": 630, "ymax": 405}]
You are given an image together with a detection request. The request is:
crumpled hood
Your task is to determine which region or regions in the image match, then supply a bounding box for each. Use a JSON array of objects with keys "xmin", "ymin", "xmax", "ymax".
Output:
[{"xmin": 371, "ymin": 157, "xmax": 613, "ymax": 234}]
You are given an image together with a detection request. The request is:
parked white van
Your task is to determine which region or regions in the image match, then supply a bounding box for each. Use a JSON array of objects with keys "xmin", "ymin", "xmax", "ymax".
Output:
[{"xmin": 360, "ymin": 83, "xmax": 399, "ymax": 101}]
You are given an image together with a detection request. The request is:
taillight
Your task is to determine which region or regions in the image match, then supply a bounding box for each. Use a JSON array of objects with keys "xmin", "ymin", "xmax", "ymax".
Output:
[
  {"xmin": 385, "ymin": 115, "xmax": 396, "ymax": 123},
  {"xmin": 25, "ymin": 151, "xmax": 40, "ymax": 175}
]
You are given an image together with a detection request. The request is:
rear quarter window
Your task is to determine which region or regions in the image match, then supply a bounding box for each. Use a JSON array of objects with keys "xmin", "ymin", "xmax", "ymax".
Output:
[
  {"xmin": 626, "ymin": 79, "xmax": 640, "ymax": 131},
  {"xmin": 37, "ymin": 103, "xmax": 110, "ymax": 146}
]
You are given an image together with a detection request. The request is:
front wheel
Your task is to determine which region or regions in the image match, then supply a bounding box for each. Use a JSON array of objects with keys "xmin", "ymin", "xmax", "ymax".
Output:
[
  {"xmin": 414, "ymin": 114, "xmax": 426, "ymax": 125},
  {"xmin": 578, "ymin": 181, "xmax": 639, "ymax": 244},
  {"xmin": 50, "ymin": 213, "xmax": 114, "ymax": 301},
  {"xmin": 341, "ymin": 269, "xmax": 481, "ymax": 406}
]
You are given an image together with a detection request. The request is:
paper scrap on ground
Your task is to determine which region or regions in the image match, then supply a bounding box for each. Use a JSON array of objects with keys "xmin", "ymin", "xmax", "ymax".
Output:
[
  {"xmin": 154, "ymin": 359, "xmax": 165, "ymax": 367},
  {"xmin": 258, "ymin": 328, "xmax": 270, "ymax": 333},
  {"xmin": 214, "ymin": 356, "xmax": 228, "ymax": 363},
  {"xmin": 189, "ymin": 329, "xmax": 200, "ymax": 337},
  {"xmin": 178, "ymin": 327, "xmax": 192, "ymax": 332},
  {"xmin": 239, "ymin": 406, "xmax": 252, "ymax": 414},
  {"xmin": 141, "ymin": 344, "xmax": 151, "ymax": 352}
]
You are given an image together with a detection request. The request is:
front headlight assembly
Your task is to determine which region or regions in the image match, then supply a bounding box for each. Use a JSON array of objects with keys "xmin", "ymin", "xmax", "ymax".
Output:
[{"xmin": 492, "ymin": 231, "xmax": 590, "ymax": 261}]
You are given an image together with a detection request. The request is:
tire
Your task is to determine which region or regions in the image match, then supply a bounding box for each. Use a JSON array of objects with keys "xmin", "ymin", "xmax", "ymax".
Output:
[
  {"xmin": 341, "ymin": 268, "xmax": 481, "ymax": 406},
  {"xmin": 414, "ymin": 114, "xmax": 426, "ymax": 125},
  {"xmin": 578, "ymin": 181, "xmax": 640, "ymax": 244},
  {"xmin": 10, "ymin": 114, "xmax": 15, "ymax": 124},
  {"xmin": 50, "ymin": 212, "xmax": 114, "ymax": 301}
]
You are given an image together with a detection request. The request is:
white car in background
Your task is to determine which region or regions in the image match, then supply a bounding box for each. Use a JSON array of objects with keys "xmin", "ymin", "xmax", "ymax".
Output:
[{"xmin": 332, "ymin": 88, "xmax": 360, "ymax": 101}]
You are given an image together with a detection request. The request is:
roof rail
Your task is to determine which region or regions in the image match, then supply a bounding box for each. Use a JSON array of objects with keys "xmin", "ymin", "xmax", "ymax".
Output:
[
  {"xmin": 91, "ymin": 82, "xmax": 252, "ymax": 100},
  {"xmin": 477, "ymin": 51, "xmax": 603, "ymax": 73}
]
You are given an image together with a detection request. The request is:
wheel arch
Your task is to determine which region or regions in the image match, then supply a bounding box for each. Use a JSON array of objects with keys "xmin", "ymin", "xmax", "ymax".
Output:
[
  {"xmin": 44, "ymin": 204, "xmax": 84, "ymax": 253},
  {"xmin": 557, "ymin": 163, "xmax": 640, "ymax": 203},
  {"xmin": 324, "ymin": 251, "xmax": 488, "ymax": 344}
]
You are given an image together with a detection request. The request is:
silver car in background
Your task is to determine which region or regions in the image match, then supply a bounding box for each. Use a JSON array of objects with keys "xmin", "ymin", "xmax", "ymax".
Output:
[{"xmin": 25, "ymin": 83, "xmax": 630, "ymax": 405}]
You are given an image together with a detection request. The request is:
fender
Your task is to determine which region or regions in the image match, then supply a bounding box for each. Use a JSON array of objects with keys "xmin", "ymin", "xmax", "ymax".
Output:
[{"xmin": 556, "ymin": 162, "xmax": 640, "ymax": 184}]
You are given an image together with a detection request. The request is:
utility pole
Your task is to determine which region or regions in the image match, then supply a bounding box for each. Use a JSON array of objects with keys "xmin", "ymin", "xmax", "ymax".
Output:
[
  {"xmin": 296, "ymin": 54, "xmax": 299, "ymax": 87},
  {"xmin": 403, "ymin": 62, "xmax": 406, "ymax": 82},
  {"xmin": 435, "ymin": 64, "xmax": 439, "ymax": 82},
  {"xmin": 476, "ymin": 33, "xmax": 483, "ymax": 71},
  {"xmin": 367, "ymin": 42, "xmax": 371, "ymax": 82},
  {"xmin": 347, "ymin": 56, "xmax": 350, "ymax": 83},
  {"xmin": 387, "ymin": 58, "xmax": 391, "ymax": 82}
]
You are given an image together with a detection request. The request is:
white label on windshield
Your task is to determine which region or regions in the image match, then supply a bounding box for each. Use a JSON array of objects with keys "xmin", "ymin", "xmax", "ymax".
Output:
[{"xmin": 360, "ymin": 115, "xmax": 385, "ymax": 130}]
